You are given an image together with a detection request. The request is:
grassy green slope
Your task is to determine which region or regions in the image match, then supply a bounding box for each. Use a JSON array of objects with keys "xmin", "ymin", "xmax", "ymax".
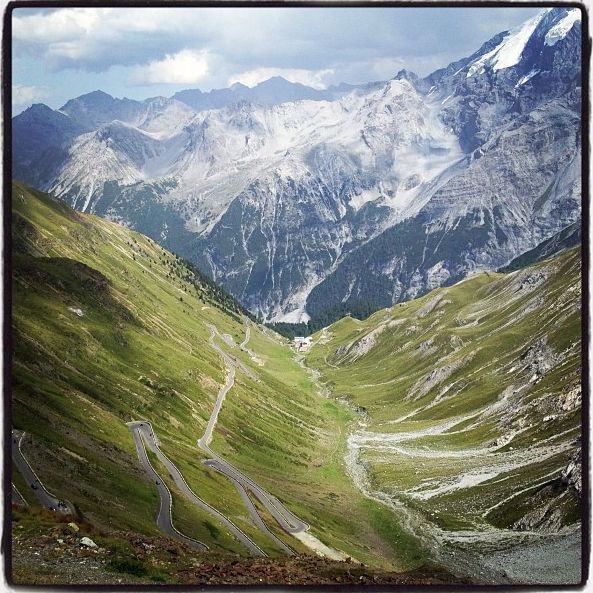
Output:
[
  {"xmin": 306, "ymin": 248, "xmax": 582, "ymax": 532},
  {"xmin": 11, "ymin": 181, "xmax": 427, "ymax": 570}
]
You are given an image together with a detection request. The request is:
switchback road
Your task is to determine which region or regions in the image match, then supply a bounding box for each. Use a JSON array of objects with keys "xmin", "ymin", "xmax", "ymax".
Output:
[
  {"xmin": 198, "ymin": 324, "xmax": 310, "ymax": 553},
  {"xmin": 128, "ymin": 423, "xmax": 207, "ymax": 551},
  {"xmin": 11, "ymin": 430, "xmax": 74, "ymax": 514},
  {"xmin": 128, "ymin": 421, "xmax": 264, "ymax": 556}
]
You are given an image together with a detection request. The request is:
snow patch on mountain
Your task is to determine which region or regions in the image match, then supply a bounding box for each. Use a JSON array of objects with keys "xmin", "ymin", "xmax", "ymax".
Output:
[
  {"xmin": 13, "ymin": 7, "xmax": 581, "ymax": 324},
  {"xmin": 545, "ymin": 9, "xmax": 581, "ymax": 46},
  {"xmin": 467, "ymin": 9, "xmax": 550, "ymax": 77},
  {"xmin": 515, "ymin": 69, "xmax": 540, "ymax": 88}
]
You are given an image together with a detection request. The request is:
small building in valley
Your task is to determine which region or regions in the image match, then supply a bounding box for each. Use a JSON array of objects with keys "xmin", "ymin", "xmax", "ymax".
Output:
[{"xmin": 294, "ymin": 336, "xmax": 312, "ymax": 352}]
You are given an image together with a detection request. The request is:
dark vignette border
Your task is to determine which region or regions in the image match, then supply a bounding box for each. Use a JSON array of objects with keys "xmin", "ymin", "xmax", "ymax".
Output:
[{"xmin": 1, "ymin": 1, "xmax": 590, "ymax": 591}]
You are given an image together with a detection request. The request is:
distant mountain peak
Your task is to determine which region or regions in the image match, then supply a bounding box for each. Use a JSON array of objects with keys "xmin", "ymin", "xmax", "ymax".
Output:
[
  {"xmin": 255, "ymin": 76, "xmax": 310, "ymax": 90},
  {"xmin": 393, "ymin": 69, "xmax": 418, "ymax": 82},
  {"xmin": 24, "ymin": 102, "xmax": 55, "ymax": 114},
  {"xmin": 83, "ymin": 89, "xmax": 113, "ymax": 99},
  {"xmin": 261, "ymin": 75, "xmax": 290, "ymax": 83},
  {"xmin": 464, "ymin": 6, "xmax": 581, "ymax": 79},
  {"xmin": 60, "ymin": 89, "xmax": 115, "ymax": 108},
  {"xmin": 11, "ymin": 7, "xmax": 581, "ymax": 326}
]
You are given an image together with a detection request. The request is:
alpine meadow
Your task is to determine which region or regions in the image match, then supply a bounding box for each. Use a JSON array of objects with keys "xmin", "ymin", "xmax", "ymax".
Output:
[{"xmin": 8, "ymin": 4, "xmax": 585, "ymax": 587}]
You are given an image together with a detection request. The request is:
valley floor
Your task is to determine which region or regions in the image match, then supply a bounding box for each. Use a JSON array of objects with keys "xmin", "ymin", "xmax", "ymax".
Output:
[
  {"xmin": 11, "ymin": 182, "xmax": 583, "ymax": 585},
  {"xmin": 305, "ymin": 248, "xmax": 583, "ymax": 585},
  {"xmin": 344, "ymin": 415, "xmax": 581, "ymax": 584}
]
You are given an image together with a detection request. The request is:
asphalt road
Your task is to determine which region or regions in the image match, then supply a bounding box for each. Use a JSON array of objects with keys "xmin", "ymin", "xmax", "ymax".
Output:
[
  {"xmin": 207, "ymin": 324, "xmax": 257, "ymax": 381},
  {"xmin": 201, "ymin": 453, "xmax": 308, "ymax": 534},
  {"xmin": 11, "ymin": 430, "xmax": 73, "ymax": 514},
  {"xmin": 240, "ymin": 321, "xmax": 251, "ymax": 351},
  {"xmin": 198, "ymin": 324, "xmax": 309, "ymax": 547},
  {"xmin": 221, "ymin": 469, "xmax": 295, "ymax": 555},
  {"xmin": 128, "ymin": 421, "xmax": 264, "ymax": 556},
  {"xmin": 201, "ymin": 365, "xmax": 236, "ymax": 447},
  {"xmin": 128, "ymin": 423, "xmax": 208, "ymax": 551},
  {"xmin": 127, "ymin": 321, "xmax": 308, "ymax": 557}
]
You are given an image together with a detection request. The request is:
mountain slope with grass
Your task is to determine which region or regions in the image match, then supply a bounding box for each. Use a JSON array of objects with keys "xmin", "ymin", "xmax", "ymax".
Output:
[
  {"xmin": 305, "ymin": 246, "xmax": 582, "ymax": 584},
  {"xmin": 11, "ymin": 180, "xmax": 447, "ymax": 583}
]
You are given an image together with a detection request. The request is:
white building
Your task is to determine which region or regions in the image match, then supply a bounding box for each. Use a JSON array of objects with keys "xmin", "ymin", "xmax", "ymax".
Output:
[{"xmin": 294, "ymin": 336, "xmax": 312, "ymax": 351}]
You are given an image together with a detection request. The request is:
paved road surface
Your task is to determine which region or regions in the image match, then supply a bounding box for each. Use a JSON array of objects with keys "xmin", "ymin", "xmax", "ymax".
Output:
[
  {"xmin": 202, "ymin": 365, "xmax": 235, "ymax": 447},
  {"xmin": 199, "ymin": 324, "xmax": 309, "ymax": 550},
  {"xmin": 201, "ymin": 453, "xmax": 308, "ymax": 534},
  {"xmin": 128, "ymin": 421, "xmax": 264, "ymax": 556},
  {"xmin": 221, "ymin": 469, "xmax": 295, "ymax": 555},
  {"xmin": 207, "ymin": 324, "xmax": 257, "ymax": 381},
  {"xmin": 240, "ymin": 321, "xmax": 251, "ymax": 351},
  {"xmin": 11, "ymin": 430, "xmax": 73, "ymax": 514},
  {"xmin": 128, "ymin": 423, "xmax": 207, "ymax": 551},
  {"xmin": 239, "ymin": 319, "xmax": 261, "ymax": 362}
]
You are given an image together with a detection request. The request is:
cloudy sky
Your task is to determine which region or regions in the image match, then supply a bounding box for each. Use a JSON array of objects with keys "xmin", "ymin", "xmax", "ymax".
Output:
[{"xmin": 12, "ymin": 6, "xmax": 540, "ymax": 113}]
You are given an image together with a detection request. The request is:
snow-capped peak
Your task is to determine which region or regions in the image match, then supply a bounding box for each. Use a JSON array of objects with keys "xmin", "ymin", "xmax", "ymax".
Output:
[
  {"xmin": 545, "ymin": 8, "xmax": 581, "ymax": 46},
  {"xmin": 467, "ymin": 9, "xmax": 551, "ymax": 77}
]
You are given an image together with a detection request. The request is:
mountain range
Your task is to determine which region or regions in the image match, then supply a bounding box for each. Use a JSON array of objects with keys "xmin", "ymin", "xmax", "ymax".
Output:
[{"xmin": 12, "ymin": 7, "xmax": 582, "ymax": 327}]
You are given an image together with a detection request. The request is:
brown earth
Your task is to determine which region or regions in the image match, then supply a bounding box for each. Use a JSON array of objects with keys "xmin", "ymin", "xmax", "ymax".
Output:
[{"xmin": 10, "ymin": 505, "xmax": 456, "ymax": 586}]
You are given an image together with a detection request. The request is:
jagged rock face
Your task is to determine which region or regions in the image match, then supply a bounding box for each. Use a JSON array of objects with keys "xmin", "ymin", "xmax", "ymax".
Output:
[
  {"xmin": 12, "ymin": 104, "xmax": 87, "ymax": 189},
  {"xmin": 502, "ymin": 221, "xmax": 581, "ymax": 272},
  {"xmin": 436, "ymin": 8, "xmax": 582, "ymax": 152},
  {"xmin": 309, "ymin": 99, "xmax": 580, "ymax": 317},
  {"xmin": 562, "ymin": 448, "xmax": 582, "ymax": 495},
  {"xmin": 308, "ymin": 9, "xmax": 581, "ymax": 322},
  {"xmin": 11, "ymin": 7, "xmax": 582, "ymax": 324},
  {"xmin": 194, "ymin": 167, "xmax": 390, "ymax": 321},
  {"xmin": 60, "ymin": 90, "xmax": 147, "ymax": 131},
  {"xmin": 509, "ymin": 446, "xmax": 581, "ymax": 533}
]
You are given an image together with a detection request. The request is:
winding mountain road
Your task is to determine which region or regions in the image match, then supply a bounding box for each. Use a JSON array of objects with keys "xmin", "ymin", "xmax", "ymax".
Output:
[
  {"xmin": 11, "ymin": 430, "xmax": 74, "ymax": 514},
  {"xmin": 201, "ymin": 364, "xmax": 236, "ymax": 447},
  {"xmin": 128, "ymin": 423, "xmax": 207, "ymax": 551},
  {"xmin": 128, "ymin": 421, "xmax": 264, "ymax": 556},
  {"xmin": 240, "ymin": 324, "xmax": 251, "ymax": 349},
  {"xmin": 206, "ymin": 324, "xmax": 257, "ymax": 381},
  {"xmin": 229, "ymin": 475, "xmax": 295, "ymax": 555},
  {"xmin": 127, "ymin": 321, "xmax": 324, "ymax": 558},
  {"xmin": 197, "ymin": 324, "xmax": 310, "ymax": 551}
]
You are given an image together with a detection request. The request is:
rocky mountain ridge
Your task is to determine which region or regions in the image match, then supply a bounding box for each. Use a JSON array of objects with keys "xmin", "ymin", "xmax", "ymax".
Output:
[{"xmin": 12, "ymin": 7, "xmax": 582, "ymax": 325}]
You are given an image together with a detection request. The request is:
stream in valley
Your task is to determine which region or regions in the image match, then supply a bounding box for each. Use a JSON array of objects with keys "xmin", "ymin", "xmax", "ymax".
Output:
[{"xmin": 344, "ymin": 423, "xmax": 582, "ymax": 585}]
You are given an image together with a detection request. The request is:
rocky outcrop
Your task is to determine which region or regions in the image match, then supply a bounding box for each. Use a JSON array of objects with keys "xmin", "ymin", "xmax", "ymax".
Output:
[
  {"xmin": 407, "ymin": 353, "xmax": 474, "ymax": 402},
  {"xmin": 519, "ymin": 336, "xmax": 558, "ymax": 383},
  {"xmin": 561, "ymin": 448, "xmax": 582, "ymax": 495},
  {"xmin": 336, "ymin": 324, "xmax": 389, "ymax": 362},
  {"xmin": 510, "ymin": 448, "xmax": 581, "ymax": 532}
]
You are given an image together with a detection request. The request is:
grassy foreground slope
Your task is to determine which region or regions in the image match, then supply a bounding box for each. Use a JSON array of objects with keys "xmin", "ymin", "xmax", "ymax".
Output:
[
  {"xmin": 306, "ymin": 248, "xmax": 582, "ymax": 534},
  {"xmin": 11, "ymin": 181, "xmax": 429, "ymax": 571}
]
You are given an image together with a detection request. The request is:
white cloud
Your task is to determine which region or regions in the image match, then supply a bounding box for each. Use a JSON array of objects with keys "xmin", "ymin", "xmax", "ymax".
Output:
[
  {"xmin": 12, "ymin": 6, "xmax": 543, "ymax": 93},
  {"xmin": 12, "ymin": 8, "xmax": 197, "ymax": 72},
  {"xmin": 12, "ymin": 84, "xmax": 49, "ymax": 107},
  {"xmin": 130, "ymin": 49, "xmax": 209, "ymax": 85},
  {"xmin": 228, "ymin": 67, "xmax": 334, "ymax": 90},
  {"xmin": 12, "ymin": 7, "xmax": 105, "ymax": 43}
]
